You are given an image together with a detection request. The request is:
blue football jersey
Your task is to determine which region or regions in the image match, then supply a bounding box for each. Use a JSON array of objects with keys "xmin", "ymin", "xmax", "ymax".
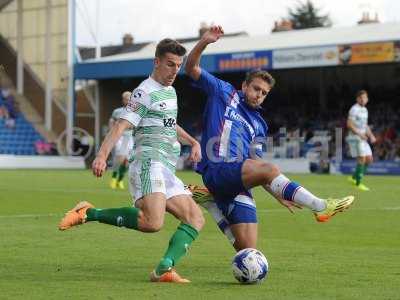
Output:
[{"xmin": 191, "ymin": 69, "xmax": 268, "ymax": 174}]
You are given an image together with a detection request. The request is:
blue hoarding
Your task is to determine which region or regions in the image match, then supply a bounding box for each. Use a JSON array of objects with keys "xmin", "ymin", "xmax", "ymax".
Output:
[
  {"xmin": 215, "ymin": 50, "xmax": 272, "ymax": 73},
  {"xmin": 338, "ymin": 160, "xmax": 400, "ymax": 175}
]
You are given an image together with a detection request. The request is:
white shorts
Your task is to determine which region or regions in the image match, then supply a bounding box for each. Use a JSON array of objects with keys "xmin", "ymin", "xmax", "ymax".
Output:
[
  {"xmin": 128, "ymin": 159, "xmax": 191, "ymax": 205},
  {"xmin": 346, "ymin": 138, "xmax": 372, "ymax": 158},
  {"xmin": 114, "ymin": 135, "xmax": 134, "ymax": 157}
]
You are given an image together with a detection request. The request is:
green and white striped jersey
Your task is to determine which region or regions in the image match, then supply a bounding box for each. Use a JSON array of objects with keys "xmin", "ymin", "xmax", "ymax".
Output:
[
  {"xmin": 120, "ymin": 77, "xmax": 180, "ymax": 171},
  {"xmin": 348, "ymin": 103, "xmax": 368, "ymax": 141},
  {"xmin": 111, "ymin": 107, "xmax": 133, "ymax": 137}
]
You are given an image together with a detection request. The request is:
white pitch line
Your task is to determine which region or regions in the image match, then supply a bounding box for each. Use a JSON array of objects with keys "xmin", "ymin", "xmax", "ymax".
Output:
[
  {"xmin": 0, "ymin": 213, "xmax": 62, "ymax": 219},
  {"xmin": 0, "ymin": 207, "xmax": 399, "ymax": 219},
  {"xmin": 0, "ymin": 186, "xmax": 127, "ymax": 194}
]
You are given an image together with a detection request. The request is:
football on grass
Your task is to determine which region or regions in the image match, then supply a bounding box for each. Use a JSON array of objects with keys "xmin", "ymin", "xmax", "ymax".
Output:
[{"xmin": 232, "ymin": 248, "xmax": 269, "ymax": 284}]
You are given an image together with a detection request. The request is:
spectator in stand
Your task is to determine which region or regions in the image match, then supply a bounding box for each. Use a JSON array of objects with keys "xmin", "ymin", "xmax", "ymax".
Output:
[
  {"xmin": 394, "ymin": 138, "xmax": 400, "ymax": 162},
  {"xmin": 0, "ymin": 88, "xmax": 5, "ymax": 118},
  {"xmin": 35, "ymin": 140, "xmax": 58, "ymax": 156},
  {"xmin": 0, "ymin": 88, "xmax": 18, "ymax": 129},
  {"xmin": 383, "ymin": 125, "xmax": 397, "ymax": 142},
  {"xmin": 35, "ymin": 140, "xmax": 52, "ymax": 155}
]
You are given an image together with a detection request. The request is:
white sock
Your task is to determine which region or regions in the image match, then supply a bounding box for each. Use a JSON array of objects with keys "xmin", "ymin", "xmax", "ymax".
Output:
[
  {"xmin": 203, "ymin": 201, "xmax": 235, "ymax": 244},
  {"xmin": 270, "ymin": 174, "xmax": 326, "ymax": 211}
]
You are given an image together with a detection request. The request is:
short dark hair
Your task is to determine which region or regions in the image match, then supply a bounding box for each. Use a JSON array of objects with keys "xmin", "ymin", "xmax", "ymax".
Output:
[
  {"xmin": 245, "ymin": 69, "xmax": 275, "ymax": 88},
  {"xmin": 155, "ymin": 38, "xmax": 186, "ymax": 58},
  {"xmin": 356, "ymin": 89, "xmax": 368, "ymax": 98}
]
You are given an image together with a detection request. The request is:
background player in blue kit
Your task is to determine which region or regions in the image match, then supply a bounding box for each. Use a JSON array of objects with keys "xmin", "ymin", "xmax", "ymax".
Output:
[{"xmin": 185, "ymin": 25, "xmax": 355, "ymax": 250}]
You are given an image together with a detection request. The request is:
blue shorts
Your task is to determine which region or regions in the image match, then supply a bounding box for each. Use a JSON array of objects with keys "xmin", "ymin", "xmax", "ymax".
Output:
[{"xmin": 202, "ymin": 161, "xmax": 257, "ymax": 224}]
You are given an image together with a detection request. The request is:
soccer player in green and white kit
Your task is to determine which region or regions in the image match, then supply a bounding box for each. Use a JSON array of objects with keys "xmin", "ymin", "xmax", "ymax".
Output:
[
  {"xmin": 346, "ymin": 90, "xmax": 376, "ymax": 191},
  {"xmin": 109, "ymin": 91, "xmax": 134, "ymax": 190},
  {"xmin": 59, "ymin": 39, "xmax": 205, "ymax": 283}
]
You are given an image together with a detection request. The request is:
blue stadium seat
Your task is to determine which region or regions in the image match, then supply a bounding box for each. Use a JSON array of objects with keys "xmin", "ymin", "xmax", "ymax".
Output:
[{"xmin": 0, "ymin": 114, "xmax": 44, "ymax": 155}]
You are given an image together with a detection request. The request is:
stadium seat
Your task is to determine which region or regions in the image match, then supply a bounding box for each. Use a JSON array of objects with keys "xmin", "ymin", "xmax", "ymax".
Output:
[{"xmin": 0, "ymin": 115, "xmax": 44, "ymax": 155}]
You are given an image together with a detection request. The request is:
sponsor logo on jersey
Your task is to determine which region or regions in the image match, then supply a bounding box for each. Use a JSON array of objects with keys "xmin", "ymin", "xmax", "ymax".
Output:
[
  {"xmin": 163, "ymin": 118, "xmax": 176, "ymax": 128},
  {"xmin": 224, "ymin": 106, "xmax": 255, "ymax": 138}
]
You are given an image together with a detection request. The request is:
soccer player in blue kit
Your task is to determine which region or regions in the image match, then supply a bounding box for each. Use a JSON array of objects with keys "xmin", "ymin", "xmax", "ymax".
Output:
[{"xmin": 185, "ymin": 25, "xmax": 355, "ymax": 250}]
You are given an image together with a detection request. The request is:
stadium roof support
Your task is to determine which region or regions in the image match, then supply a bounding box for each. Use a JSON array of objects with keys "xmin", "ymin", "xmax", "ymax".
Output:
[
  {"xmin": 67, "ymin": 0, "xmax": 76, "ymax": 155},
  {"xmin": 45, "ymin": 0, "xmax": 52, "ymax": 131},
  {"xmin": 16, "ymin": 0, "xmax": 23, "ymax": 94}
]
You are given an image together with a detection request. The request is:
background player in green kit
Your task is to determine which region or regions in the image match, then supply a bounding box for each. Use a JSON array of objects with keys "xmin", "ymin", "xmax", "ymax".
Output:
[
  {"xmin": 59, "ymin": 38, "xmax": 204, "ymax": 283},
  {"xmin": 109, "ymin": 91, "xmax": 134, "ymax": 190},
  {"xmin": 346, "ymin": 90, "xmax": 376, "ymax": 191}
]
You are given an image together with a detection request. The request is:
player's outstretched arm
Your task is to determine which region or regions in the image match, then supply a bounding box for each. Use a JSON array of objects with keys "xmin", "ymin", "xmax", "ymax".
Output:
[
  {"xmin": 176, "ymin": 125, "xmax": 201, "ymax": 163},
  {"xmin": 185, "ymin": 25, "xmax": 224, "ymax": 80},
  {"xmin": 92, "ymin": 119, "xmax": 133, "ymax": 177}
]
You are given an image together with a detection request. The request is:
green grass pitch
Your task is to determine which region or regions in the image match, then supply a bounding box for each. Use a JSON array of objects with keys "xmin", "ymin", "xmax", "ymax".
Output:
[{"xmin": 0, "ymin": 169, "xmax": 399, "ymax": 299}]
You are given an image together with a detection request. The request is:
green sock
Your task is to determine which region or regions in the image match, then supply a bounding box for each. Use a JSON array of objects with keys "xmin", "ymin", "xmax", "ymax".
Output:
[
  {"xmin": 363, "ymin": 164, "xmax": 368, "ymax": 177},
  {"xmin": 112, "ymin": 171, "xmax": 118, "ymax": 179},
  {"xmin": 155, "ymin": 223, "xmax": 199, "ymax": 276},
  {"xmin": 353, "ymin": 163, "xmax": 364, "ymax": 185},
  {"xmin": 86, "ymin": 207, "xmax": 139, "ymax": 229},
  {"xmin": 117, "ymin": 164, "xmax": 127, "ymax": 182}
]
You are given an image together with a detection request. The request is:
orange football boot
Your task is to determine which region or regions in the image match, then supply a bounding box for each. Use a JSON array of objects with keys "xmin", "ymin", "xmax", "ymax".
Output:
[
  {"xmin": 58, "ymin": 201, "xmax": 94, "ymax": 230},
  {"xmin": 150, "ymin": 269, "xmax": 190, "ymax": 283}
]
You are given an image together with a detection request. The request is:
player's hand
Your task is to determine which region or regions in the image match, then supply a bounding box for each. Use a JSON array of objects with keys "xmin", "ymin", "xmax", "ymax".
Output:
[
  {"xmin": 189, "ymin": 141, "xmax": 202, "ymax": 163},
  {"xmin": 92, "ymin": 156, "xmax": 107, "ymax": 177},
  {"xmin": 369, "ymin": 135, "xmax": 377, "ymax": 144},
  {"xmin": 202, "ymin": 25, "xmax": 224, "ymax": 44},
  {"xmin": 276, "ymin": 198, "xmax": 303, "ymax": 214},
  {"xmin": 358, "ymin": 133, "xmax": 368, "ymax": 140}
]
